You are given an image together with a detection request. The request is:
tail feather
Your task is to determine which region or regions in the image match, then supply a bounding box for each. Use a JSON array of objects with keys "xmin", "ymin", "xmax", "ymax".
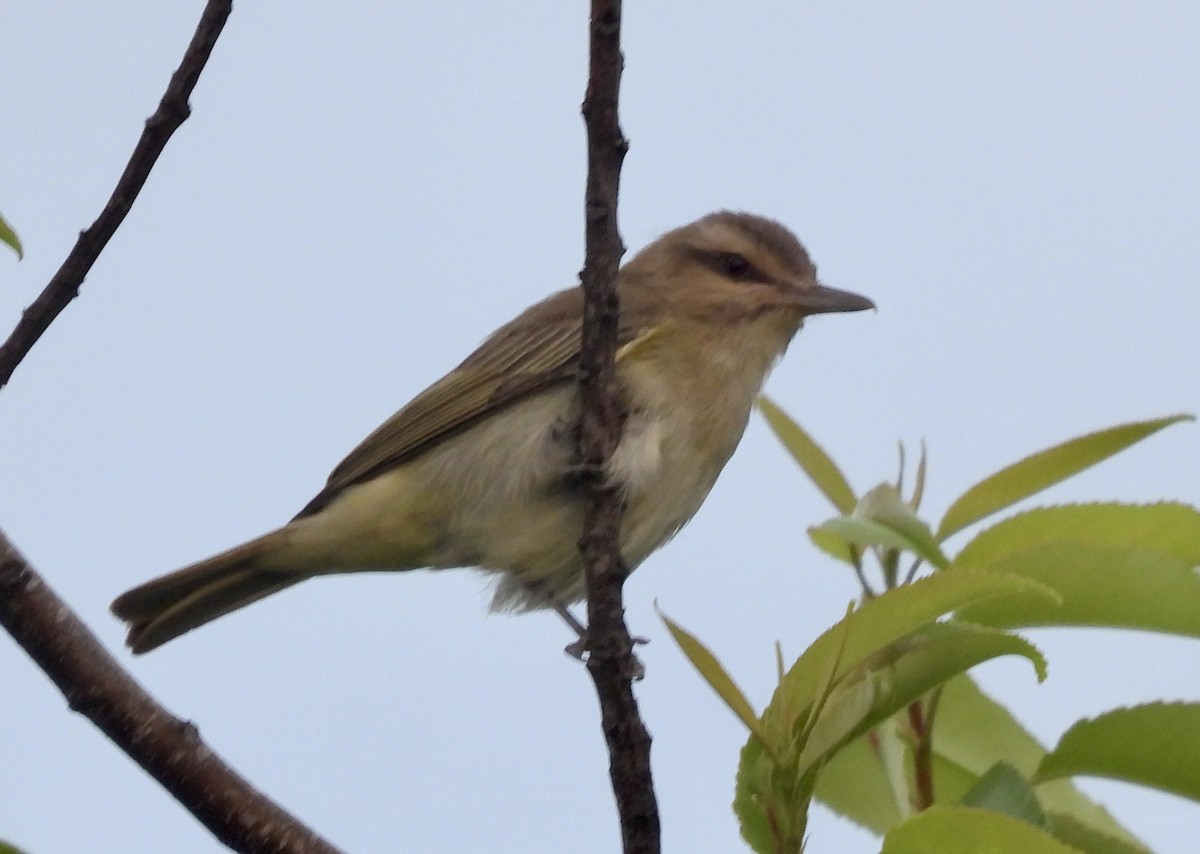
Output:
[
  {"xmin": 112, "ymin": 529, "xmax": 302, "ymax": 653},
  {"xmin": 124, "ymin": 570, "xmax": 302, "ymax": 654}
]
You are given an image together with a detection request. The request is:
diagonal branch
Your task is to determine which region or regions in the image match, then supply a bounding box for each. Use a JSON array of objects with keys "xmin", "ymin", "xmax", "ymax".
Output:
[
  {"xmin": 0, "ymin": 0, "xmax": 232, "ymax": 390},
  {"xmin": 0, "ymin": 3, "xmax": 341, "ymax": 850},
  {"xmin": 0, "ymin": 533, "xmax": 341, "ymax": 853},
  {"xmin": 576, "ymin": 2, "xmax": 661, "ymax": 853}
]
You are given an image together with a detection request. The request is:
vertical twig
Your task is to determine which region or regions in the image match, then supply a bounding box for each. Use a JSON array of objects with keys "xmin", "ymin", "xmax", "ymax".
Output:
[
  {"xmin": 906, "ymin": 699, "xmax": 935, "ymax": 810},
  {"xmin": 576, "ymin": 1, "xmax": 660, "ymax": 852},
  {"xmin": 0, "ymin": 3, "xmax": 343, "ymax": 850}
]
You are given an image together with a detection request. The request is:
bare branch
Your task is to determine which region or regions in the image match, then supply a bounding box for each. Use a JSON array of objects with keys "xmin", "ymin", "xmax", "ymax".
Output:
[
  {"xmin": 0, "ymin": 532, "xmax": 342, "ymax": 853},
  {"xmin": 0, "ymin": 3, "xmax": 343, "ymax": 850},
  {"xmin": 0, "ymin": 0, "xmax": 232, "ymax": 389},
  {"xmin": 577, "ymin": 2, "xmax": 660, "ymax": 852}
]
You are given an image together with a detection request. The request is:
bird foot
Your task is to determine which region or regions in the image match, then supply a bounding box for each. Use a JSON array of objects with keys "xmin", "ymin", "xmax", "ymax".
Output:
[
  {"xmin": 563, "ymin": 634, "xmax": 648, "ymax": 681},
  {"xmin": 554, "ymin": 601, "xmax": 647, "ymax": 679}
]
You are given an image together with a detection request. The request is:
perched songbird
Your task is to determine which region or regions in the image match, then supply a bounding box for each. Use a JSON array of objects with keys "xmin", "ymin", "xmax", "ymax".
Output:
[{"xmin": 112, "ymin": 212, "xmax": 873, "ymax": 653}]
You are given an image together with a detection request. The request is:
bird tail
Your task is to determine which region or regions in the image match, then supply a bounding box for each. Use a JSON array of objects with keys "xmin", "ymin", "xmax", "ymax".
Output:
[{"xmin": 111, "ymin": 529, "xmax": 302, "ymax": 654}]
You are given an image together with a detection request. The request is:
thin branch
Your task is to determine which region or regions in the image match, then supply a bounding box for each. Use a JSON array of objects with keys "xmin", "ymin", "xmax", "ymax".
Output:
[
  {"xmin": 0, "ymin": 533, "xmax": 341, "ymax": 853},
  {"xmin": 0, "ymin": 0, "xmax": 232, "ymax": 390},
  {"xmin": 0, "ymin": 3, "xmax": 342, "ymax": 850},
  {"xmin": 576, "ymin": 2, "xmax": 660, "ymax": 853}
]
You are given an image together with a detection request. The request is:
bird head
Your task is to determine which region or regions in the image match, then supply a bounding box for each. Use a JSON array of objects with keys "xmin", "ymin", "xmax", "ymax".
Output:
[{"xmin": 620, "ymin": 211, "xmax": 874, "ymax": 324}]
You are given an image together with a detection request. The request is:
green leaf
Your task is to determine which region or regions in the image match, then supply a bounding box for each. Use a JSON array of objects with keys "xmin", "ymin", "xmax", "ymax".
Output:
[
  {"xmin": 960, "ymin": 762, "xmax": 1046, "ymax": 828},
  {"xmin": 811, "ymin": 516, "xmax": 921, "ymax": 559},
  {"xmin": 739, "ymin": 576, "xmax": 1056, "ymax": 847},
  {"xmin": 815, "ymin": 676, "xmax": 1146, "ymax": 846},
  {"xmin": 1044, "ymin": 813, "xmax": 1152, "ymax": 854},
  {"xmin": 658, "ymin": 607, "xmax": 762, "ymax": 738},
  {"xmin": 1034, "ymin": 702, "xmax": 1200, "ymax": 803},
  {"xmin": 936, "ymin": 415, "xmax": 1193, "ymax": 540},
  {"xmin": 734, "ymin": 737, "xmax": 777, "ymax": 853},
  {"xmin": 766, "ymin": 571, "xmax": 1057, "ymax": 727},
  {"xmin": 925, "ymin": 749, "xmax": 996, "ymax": 812},
  {"xmin": 878, "ymin": 717, "xmax": 916, "ymax": 822},
  {"xmin": 958, "ymin": 542, "xmax": 1200, "ymax": 637},
  {"xmin": 814, "ymin": 731, "xmax": 906, "ymax": 833},
  {"xmin": 932, "ymin": 677, "xmax": 1145, "ymax": 846},
  {"xmin": 736, "ymin": 577, "xmax": 1053, "ymax": 851},
  {"xmin": 810, "ymin": 485, "xmax": 950, "ymax": 572},
  {"xmin": 890, "ymin": 621, "xmax": 1048, "ymax": 687},
  {"xmin": 808, "ymin": 524, "xmax": 858, "ymax": 565},
  {"xmin": 855, "ymin": 484, "xmax": 950, "ymax": 568},
  {"xmin": 0, "ymin": 212, "xmax": 22, "ymax": 259},
  {"xmin": 735, "ymin": 735, "xmax": 817, "ymax": 854},
  {"xmin": 881, "ymin": 805, "xmax": 1080, "ymax": 854},
  {"xmin": 793, "ymin": 621, "xmax": 1046, "ymax": 779},
  {"xmin": 953, "ymin": 504, "xmax": 1200, "ymax": 638},
  {"xmin": 814, "ymin": 724, "xmax": 940, "ymax": 836},
  {"xmin": 957, "ymin": 502, "xmax": 1200, "ymax": 565},
  {"xmin": 757, "ymin": 395, "xmax": 857, "ymax": 513},
  {"xmin": 792, "ymin": 668, "xmax": 883, "ymax": 778},
  {"xmin": 909, "ymin": 440, "xmax": 927, "ymax": 511}
]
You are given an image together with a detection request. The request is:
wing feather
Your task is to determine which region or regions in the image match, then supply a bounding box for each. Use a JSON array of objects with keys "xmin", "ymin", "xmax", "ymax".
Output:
[{"xmin": 295, "ymin": 287, "xmax": 649, "ymax": 517}]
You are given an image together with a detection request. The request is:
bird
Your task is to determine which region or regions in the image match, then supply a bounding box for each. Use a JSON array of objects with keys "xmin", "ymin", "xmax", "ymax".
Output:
[{"xmin": 112, "ymin": 211, "xmax": 873, "ymax": 654}]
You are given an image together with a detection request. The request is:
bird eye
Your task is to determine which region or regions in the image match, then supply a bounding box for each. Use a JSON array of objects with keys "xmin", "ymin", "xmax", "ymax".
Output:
[{"xmin": 718, "ymin": 252, "xmax": 753, "ymax": 279}]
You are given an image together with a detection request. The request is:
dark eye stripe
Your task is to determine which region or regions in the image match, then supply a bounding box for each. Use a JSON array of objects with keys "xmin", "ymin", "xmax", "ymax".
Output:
[{"xmin": 694, "ymin": 250, "xmax": 765, "ymax": 282}]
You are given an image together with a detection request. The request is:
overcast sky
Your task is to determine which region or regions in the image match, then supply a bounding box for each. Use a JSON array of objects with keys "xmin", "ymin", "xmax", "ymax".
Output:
[{"xmin": 2, "ymin": 3, "xmax": 1198, "ymax": 852}]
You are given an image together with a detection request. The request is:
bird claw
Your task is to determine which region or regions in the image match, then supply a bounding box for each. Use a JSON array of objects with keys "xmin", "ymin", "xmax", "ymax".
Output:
[
  {"xmin": 554, "ymin": 602, "xmax": 647, "ymax": 679},
  {"xmin": 562, "ymin": 635, "xmax": 648, "ymax": 681},
  {"xmin": 564, "ymin": 636, "xmax": 588, "ymax": 661}
]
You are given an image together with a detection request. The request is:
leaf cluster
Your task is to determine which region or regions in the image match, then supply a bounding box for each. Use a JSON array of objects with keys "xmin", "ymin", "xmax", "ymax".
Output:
[{"xmin": 666, "ymin": 403, "xmax": 1198, "ymax": 852}]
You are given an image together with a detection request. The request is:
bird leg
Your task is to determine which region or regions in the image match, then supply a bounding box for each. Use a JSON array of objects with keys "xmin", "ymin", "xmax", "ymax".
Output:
[
  {"xmin": 554, "ymin": 602, "xmax": 590, "ymax": 659},
  {"xmin": 553, "ymin": 602, "xmax": 647, "ymax": 681}
]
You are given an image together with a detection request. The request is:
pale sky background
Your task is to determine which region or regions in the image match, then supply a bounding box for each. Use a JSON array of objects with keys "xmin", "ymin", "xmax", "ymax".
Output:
[{"xmin": 2, "ymin": 3, "xmax": 1198, "ymax": 853}]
